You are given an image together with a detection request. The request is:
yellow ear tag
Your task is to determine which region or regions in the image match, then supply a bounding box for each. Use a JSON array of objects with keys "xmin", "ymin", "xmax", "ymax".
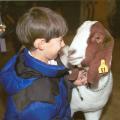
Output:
[{"xmin": 98, "ymin": 59, "xmax": 108, "ymax": 73}]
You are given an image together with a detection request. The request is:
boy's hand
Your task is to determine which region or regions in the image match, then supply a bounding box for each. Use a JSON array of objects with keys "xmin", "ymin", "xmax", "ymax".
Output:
[
  {"xmin": 68, "ymin": 67, "xmax": 87, "ymax": 86},
  {"xmin": 73, "ymin": 70, "xmax": 87, "ymax": 86}
]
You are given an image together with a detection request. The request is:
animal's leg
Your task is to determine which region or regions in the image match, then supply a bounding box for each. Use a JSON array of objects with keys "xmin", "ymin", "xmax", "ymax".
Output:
[{"xmin": 84, "ymin": 109, "xmax": 102, "ymax": 120}]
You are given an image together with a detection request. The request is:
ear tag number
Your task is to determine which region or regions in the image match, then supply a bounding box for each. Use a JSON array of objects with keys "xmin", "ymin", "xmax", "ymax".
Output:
[{"xmin": 98, "ymin": 59, "xmax": 108, "ymax": 73}]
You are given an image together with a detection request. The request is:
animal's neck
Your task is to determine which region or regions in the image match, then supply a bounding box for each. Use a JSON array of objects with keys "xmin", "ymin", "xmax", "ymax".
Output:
[{"xmin": 89, "ymin": 72, "xmax": 111, "ymax": 92}]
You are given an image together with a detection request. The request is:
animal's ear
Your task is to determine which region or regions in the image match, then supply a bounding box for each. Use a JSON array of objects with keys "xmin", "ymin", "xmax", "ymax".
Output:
[{"xmin": 87, "ymin": 30, "xmax": 114, "ymax": 85}]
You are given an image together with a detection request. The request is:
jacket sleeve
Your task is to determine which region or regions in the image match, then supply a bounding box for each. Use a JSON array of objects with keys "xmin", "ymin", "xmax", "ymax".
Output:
[
  {"xmin": 60, "ymin": 104, "xmax": 72, "ymax": 120},
  {"xmin": 0, "ymin": 71, "xmax": 35, "ymax": 95},
  {"xmin": 0, "ymin": 55, "xmax": 36, "ymax": 95}
]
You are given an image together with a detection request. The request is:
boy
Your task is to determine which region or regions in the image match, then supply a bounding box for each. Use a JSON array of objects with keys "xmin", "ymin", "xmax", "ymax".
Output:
[{"xmin": 0, "ymin": 7, "xmax": 86, "ymax": 120}]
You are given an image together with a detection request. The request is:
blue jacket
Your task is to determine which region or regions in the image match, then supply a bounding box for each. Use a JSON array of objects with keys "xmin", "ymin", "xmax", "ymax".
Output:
[{"xmin": 0, "ymin": 48, "xmax": 72, "ymax": 120}]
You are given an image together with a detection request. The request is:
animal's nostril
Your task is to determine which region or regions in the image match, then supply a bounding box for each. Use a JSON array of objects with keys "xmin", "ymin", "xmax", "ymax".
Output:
[{"xmin": 68, "ymin": 49, "xmax": 76, "ymax": 56}]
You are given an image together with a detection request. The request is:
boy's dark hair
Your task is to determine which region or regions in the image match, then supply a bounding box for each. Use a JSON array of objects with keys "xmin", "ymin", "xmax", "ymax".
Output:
[{"xmin": 16, "ymin": 7, "xmax": 68, "ymax": 49}]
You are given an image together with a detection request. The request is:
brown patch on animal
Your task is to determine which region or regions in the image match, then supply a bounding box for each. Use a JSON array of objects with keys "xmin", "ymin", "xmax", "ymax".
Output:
[{"xmin": 81, "ymin": 22, "xmax": 114, "ymax": 85}]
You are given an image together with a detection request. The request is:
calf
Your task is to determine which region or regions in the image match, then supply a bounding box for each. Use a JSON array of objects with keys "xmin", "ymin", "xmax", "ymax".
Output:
[{"xmin": 60, "ymin": 21, "xmax": 114, "ymax": 120}]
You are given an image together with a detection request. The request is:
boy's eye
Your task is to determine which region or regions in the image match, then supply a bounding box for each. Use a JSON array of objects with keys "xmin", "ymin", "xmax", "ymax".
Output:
[
  {"xmin": 61, "ymin": 38, "xmax": 63, "ymax": 42},
  {"xmin": 60, "ymin": 40, "xmax": 63, "ymax": 42}
]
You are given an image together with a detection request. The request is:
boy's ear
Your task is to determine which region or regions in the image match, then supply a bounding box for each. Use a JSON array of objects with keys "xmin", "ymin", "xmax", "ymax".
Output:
[{"xmin": 34, "ymin": 38, "xmax": 46, "ymax": 50}]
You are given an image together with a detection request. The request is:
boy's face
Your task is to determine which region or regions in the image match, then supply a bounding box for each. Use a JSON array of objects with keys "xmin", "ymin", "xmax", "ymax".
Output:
[{"xmin": 43, "ymin": 36, "xmax": 65, "ymax": 60}]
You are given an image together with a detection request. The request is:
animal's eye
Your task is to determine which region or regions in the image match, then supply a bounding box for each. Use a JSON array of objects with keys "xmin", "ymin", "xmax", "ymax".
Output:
[{"xmin": 96, "ymin": 37, "xmax": 100, "ymax": 39}]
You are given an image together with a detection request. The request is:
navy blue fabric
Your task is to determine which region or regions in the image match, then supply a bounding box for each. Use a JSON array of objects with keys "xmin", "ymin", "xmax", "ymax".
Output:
[{"xmin": 0, "ymin": 49, "xmax": 71, "ymax": 120}]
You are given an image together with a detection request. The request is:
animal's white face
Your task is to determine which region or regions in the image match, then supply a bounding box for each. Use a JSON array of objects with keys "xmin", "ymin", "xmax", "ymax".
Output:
[{"xmin": 68, "ymin": 21, "xmax": 97, "ymax": 66}]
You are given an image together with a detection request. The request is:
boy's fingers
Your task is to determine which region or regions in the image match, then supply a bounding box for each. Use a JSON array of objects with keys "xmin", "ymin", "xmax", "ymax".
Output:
[
  {"xmin": 73, "ymin": 80, "xmax": 82, "ymax": 86},
  {"xmin": 73, "ymin": 78, "xmax": 87, "ymax": 86}
]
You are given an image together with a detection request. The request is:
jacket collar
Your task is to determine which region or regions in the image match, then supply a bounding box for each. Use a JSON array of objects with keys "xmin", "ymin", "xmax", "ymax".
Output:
[{"xmin": 22, "ymin": 48, "xmax": 67, "ymax": 77}]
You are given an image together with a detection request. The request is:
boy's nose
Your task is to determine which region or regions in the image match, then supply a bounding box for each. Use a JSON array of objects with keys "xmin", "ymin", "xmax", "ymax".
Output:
[{"xmin": 61, "ymin": 40, "xmax": 65, "ymax": 48}]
